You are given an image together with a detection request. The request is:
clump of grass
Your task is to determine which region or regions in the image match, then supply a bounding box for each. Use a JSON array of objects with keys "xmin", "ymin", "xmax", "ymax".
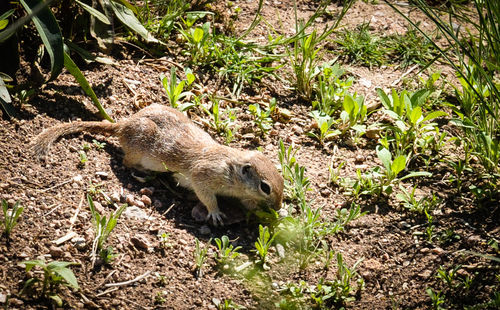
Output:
[
  {"xmin": 334, "ymin": 22, "xmax": 386, "ymax": 68},
  {"xmin": 1, "ymin": 199, "xmax": 24, "ymax": 237}
]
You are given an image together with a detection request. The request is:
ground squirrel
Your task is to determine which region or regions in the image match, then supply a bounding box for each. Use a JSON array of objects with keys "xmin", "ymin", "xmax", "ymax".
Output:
[{"xmin": 34, "ymin": 104, "xmax": 284, "ymax": 225}]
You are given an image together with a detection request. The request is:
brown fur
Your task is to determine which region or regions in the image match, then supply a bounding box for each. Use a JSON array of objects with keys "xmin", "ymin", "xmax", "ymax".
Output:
[{"xmin": 33, "ymin": 104, "xmax": 284, "ymax": 225}]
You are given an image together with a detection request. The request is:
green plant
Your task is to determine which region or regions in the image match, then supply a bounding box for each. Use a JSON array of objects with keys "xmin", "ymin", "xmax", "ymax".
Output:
[
  {"xmin": 377, "ymin": 88, "xmax": 447, "ymax": 159},
  {"xmin": 426, "ymin": 288, "xmax": 445, "ymax": 310},
  {"xmin": 290, "ymin": 1, "xmax": 353, "ymax": 101},
  {"xmin": 138, "ymin": 0, "xmax": 191, "ymax": 40},
  {"xmin": 424, "ymin": 208, "xmax": 435, "ymax": 242},
  {"xmin": 213, "ymin": 298, "xmax": 246, "ymax": 310},
  {"xmin": 338, "ymin": 92, "xmax": 367, "ymax": 138},
  {"xmin": 254, "ymin": 225, "xmax": 276, "ymax": 269},
  {"xmin": 178, "ymin": 19, "xmax": 213, "ymax": 64},
  {"xmin": 161, "ymin": 66, "xmax": 195, "ymax": 110},
  {"xmin": 204, "ymin": 97, "xmax": 236, "ymax": 144},
  {"xmin": 335, "ymin": 22, "xmax": 386, "ymax": 68},
  {"xmin": 20, "ymin": 260, "xmax": 79, "ymax": 306},
  {"xmin": 214, "ymin": 235, "xmax": 242, "ymax": 267},
  {"xmin": 92, "ymin": 139, "xmax": 106, "ymax": 150},
  {"xmin": 87, "ymin": 194, "xmax": 127, "ymax": 263},
  {"xmin": 436, "ymin": 265, "xmax": 461, "ymax": 289},
  {"xmin": 396, "ymin": 185, "xmax": 440, "ymax": 214},
  {"xmin": 98, "ymin": 246, "xmax": 118, "ymax": 264},
  {"xmin": 158, "ymin": 232, "xmax": 172, "ymax": 249},
  {"xmin": 248, "ymin": 98, "xmax": 276, "ymax": 136},
  {"xmin": 307, "ymin": 111, "xmax": 339, "ymax": 145},
  {"xmin": 312, "ymin": 62, "xmax": 353, "ymax": 116},
  {"xmin": 78, "ymin": 150, "xmax": 88, "ymax": 167},
  {"xmin": 1, "ymin": 199, "xmax": 23, "ymax": 237},
  {"xmin": 385, "ymin": 0, "xmax": 500, "ymax": 180},
  {"xmin": 194, "ymin": 237, "xmax": 211, "ymax": 278},
  {"xmin": 386, "ymin": 24, "xmax": 438, "ymax": 68}
]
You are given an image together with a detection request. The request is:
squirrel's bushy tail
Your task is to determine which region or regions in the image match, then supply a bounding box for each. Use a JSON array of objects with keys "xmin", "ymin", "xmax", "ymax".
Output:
[{"xmin": 33, "ymin": 121, "xmax": 120, "ymax": 159}]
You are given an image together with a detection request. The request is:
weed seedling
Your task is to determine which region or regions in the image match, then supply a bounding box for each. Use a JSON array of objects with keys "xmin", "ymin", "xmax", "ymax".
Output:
[
  {"xmin": 78, "ymin": 150, "xmax": 88, "ymax": 167},
  {"xmin": 1, "ymin": 199, "xmax": 23, "ymax": 237},
  {"xmin": 214, "ymin": 235, "xmax": 242, "ymax": 268},
  {"xmin": 162, "ymin": 67, "xmax": 195, "ymax": 110},
  {"xmin": 426, "ymin": 288, "xmax": 445, "ymax": 310},
  {"xmin": 307, "ymin": 111, "xmax": 340, "ymax": 145},
  {"xmin": 254, "ymin": 225, "xmax": 276, "ymax": 270},
  {"xmin": 20, "ymin": 260, "xmax": 79, "ymax": 306},
  {"xmin": 87, "ymin": 194, "xmax": 127, "ymax": 264},
  {"xmin": 248, "ymin": 98, "xmax": 276, "ymax": 136},
  {"xmin": 92, "ymin": 139, "xmax": 106, "ymax": 150},
  {"xmin": 194, "ymin": 238, "xmax": 211, "ymax": 278},
  {"xmin": 436, "ymin": 265, "xmax": 461, "ymax": 288}
]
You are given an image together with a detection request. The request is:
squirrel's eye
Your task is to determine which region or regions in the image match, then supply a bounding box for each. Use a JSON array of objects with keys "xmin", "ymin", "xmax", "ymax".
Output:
[
  {"xmin": 260, "ymin": 181, "xmax": 271, "ymax": 195},
  {"xmin": 242, "ymin": 164, "xmax": 252, "ymax": 176}
]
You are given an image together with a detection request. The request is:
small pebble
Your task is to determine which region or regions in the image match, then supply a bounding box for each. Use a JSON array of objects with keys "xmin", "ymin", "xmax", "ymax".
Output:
[
  {"xmin": 139, "ymin": 195, "xmax": 152, "ymax": 207},
  {"xmin": 134, "ymin": 200, "xmax": 145, "ymax": 208},
  {"xmin": 49, "ymin": 246, "xmax": 64, "ymax": 258},
  {"xmin": 431, "ymin": 247, "xmax": 445, "ymax": 255},
  {"xmin": 93, "ymin": 201, "xmax": 105, "ymax": 214},
  {"xmin": 355, "ymin": 154, "xmax": 364, "ymax": 163},
  {"xmin": 131, "ymin": 235, "xmax": 151, "ymax": 251},
  {"xmin": 140, "ymin": 187, "xmax": 154, "ymax": 196},
  {"xmin": 95, "ymin": 171, "xmax": 108, "ymax": 179},
  {"xmin": 110, "ymin": 193, "xmax": 120, "ymax": 203},
  {"xmin": 126, "ymin": 194, "xmax": 135, "ymax": 206}
]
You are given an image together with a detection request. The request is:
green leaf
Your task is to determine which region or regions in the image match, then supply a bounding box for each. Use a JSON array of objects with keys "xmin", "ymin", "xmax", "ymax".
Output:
[
  {"xmin": 376, "ymin": 88, "xmax": 391, "ymax": 110},
  {"xmin": 54, "ymin": 266, "xmax": 79, "ymax": 289},
  {"xmin": 20, "ymin": 0, "xmax": 64, "ymax": 80},
  {"xmin": 63, "ymin": 52, "xmax": 114, "ymax": 122},
  {"xmin": 400, "ymin": 171, "xmax": 432, "ymax": 181},
  {"xmin": 193, "ymin": 27, "xmax": 204, "ymax": 43},
  {"xmin": 409, "ymin": 106, "xmax": 422, "ymax": 125},
  {"xmin": 0, "ymin": 9, "xmax": 15, "ymax": 21},
  {"xmin": 75, "ymin": 0, "xmax": 111, "ymax": 25},
  {"xmin": 108, "ymin": 0, "xmax": 158, "ymax": 43},
  {"xmin": 0, "ymin": 20, "xmax": 8, "ymax": 30},
  {"xmin": 111, "ymin": 0, "xmax": 138, "ymax": 15},
  {"xmin": 49, "ymin": 295, "xmax": 63, "ymax": 307},
  {"xmin": 422, "ymin": 111, "xmax": 447, "ymax": 123},
  {"xmin": 376, "ymin": 146, "xmax": 392, "ymax": 172},
  {"xmin": 391, "ymin": 155, "xmax": 406, "ymax": 176}
]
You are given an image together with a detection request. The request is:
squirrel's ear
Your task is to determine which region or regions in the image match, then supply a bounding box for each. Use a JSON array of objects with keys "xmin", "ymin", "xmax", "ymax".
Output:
[{"xmin": 241, "ymin": 163, "xmax": 252, "ymax": 176}]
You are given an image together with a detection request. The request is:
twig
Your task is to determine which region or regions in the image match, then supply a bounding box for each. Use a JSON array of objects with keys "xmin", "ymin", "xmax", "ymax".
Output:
[
  {"xmin": 162, "ymin": 203, "xmax": 176, "ymax": 216},
  {"xmin": 96, "ymin": 287, "xmax": 118, "ymax": 297},
  {"xmin": 69, "ymin": 193, "xmax": 85, "ymax": 229},
  {"xmin": 42, "ymin": 204, "xmax": 62, "ymax": 217},
  {"xmin": 391, "ymin": 64, "xmax": 419, "ymax": 87},
  {"xmin": 104, "ymin": 270, "xmax": 152, "ymax": 288},
  {"xmin": 52, "ymin": 231, "xmax": 77, "ymax": 246},
  {"xmin": 38, "ymin": 179, "xmax": 72, "ymax": 193}
]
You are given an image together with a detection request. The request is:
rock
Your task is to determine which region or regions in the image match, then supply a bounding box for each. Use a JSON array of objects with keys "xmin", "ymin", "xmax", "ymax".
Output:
[
  {"xmin": 140, "ymin": 187, "xmax": 154, "ymax": 196},
  {"xmin": 359, "ymin": 77, "xmax": 372, "ymax": 88},
  {"xmin": 8, "ymin": 298, "xmax": 23, "ymax": 307},
  {"xmin": 71, "ymin": 237, "xmax": 87, "ymax": 251},
  {"xmin": 320, "ymin": 189, "xmax": 330, "ymax": 197},
  {"xmin": 49, "ymin": 246, "xmax": 64, "ymax": 258},
  {"xmin": 355, "ymin": 154, "xmax": 364, "ymax": 163},
  {"xmin": 93, "ymin": 201, "xmax": 105, "ymax": 214},
  {"xmin": 431, "ymin": 247, "xmax": 445, "ymax": 255},
  {"xmin": 131, "ymin": 235, "xmax": 151, "ymax": 251},
  {"xmin": 126, "ymin": 194, "xmax": 135, "ymax": 206},
  {"xmin": 134, "ymin": 200, "xmax": 145, "ymax": 208},
  {"xmin": 199, "ymin": 225, "xmax": 211, "ymax": 235},
  {"xmin": 365, "ymin": 128, "xmax": 380, "ymax": 140},
  {"xmin": 275, "ymin": 243, "xmax": 285, "ymax": 259},
  {"xmin": 0, "ymin": 292, "xmax": 7, "ymax": 303},
  {"xmin": 139, "ymin": 195, "xmax": 152, "ymax": 207},
  {"xmin": 292, "ymin": 125, "xmax": 303, "ymax": 135},
  {"xmin": 123, "ymin": 206, "xmax": 152, "ymax": 220},
  {"xmin": 418, "ymin": 270, "xmax": 432, "ymax": 278},
  {"xmin": 95, "ymin": 171, "xmax": 108, "ymax": 179},
  {"xmin": 73, "ymin": 174, "xmax": 83, "ymax": 183},
  {"xmin": 381, "ymin": 253, "xmax": 390, "ymax": 261},
  {"xmin": 110, "ymin": 193, "xmax": 120, "ymax": 203}
]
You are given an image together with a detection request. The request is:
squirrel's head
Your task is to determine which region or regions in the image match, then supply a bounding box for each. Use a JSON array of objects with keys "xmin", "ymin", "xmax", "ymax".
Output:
[{"xmin": 234, "ymin": 151, "xmax": 284, "ymax": 212}]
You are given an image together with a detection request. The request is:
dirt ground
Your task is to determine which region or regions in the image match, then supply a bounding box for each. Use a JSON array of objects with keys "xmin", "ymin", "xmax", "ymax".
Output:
[{"xmin": 0, "ymin": 0, "xmax": 498, "ymax": 309}]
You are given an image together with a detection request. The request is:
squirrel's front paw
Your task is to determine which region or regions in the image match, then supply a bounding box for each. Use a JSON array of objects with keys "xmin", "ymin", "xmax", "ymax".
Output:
[{"xmin": 206, "ymin": 210, "xmax": 226, "ymax": 226}]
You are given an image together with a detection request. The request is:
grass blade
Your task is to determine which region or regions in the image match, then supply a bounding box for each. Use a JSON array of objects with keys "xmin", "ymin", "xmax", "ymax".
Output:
[
  {"xmin": 63, "ymin": 52, "xmax": 114, "ymax": 122},
  {"xmin": 20, "ymin": 0, "xmax": 63, "ymax": 80}
]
